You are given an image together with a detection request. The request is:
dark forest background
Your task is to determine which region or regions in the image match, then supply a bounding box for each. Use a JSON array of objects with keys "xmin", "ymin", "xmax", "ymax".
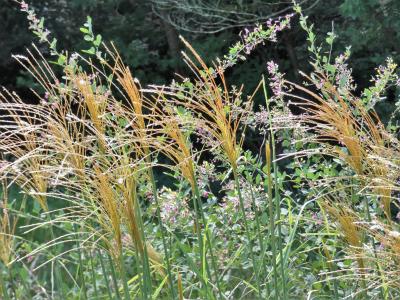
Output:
[{"xmin": 1, "ymin": 0, "xmax": 400, "ymax": 120}]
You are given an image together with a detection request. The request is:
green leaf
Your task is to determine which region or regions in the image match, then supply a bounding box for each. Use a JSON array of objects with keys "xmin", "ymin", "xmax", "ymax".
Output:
[
  {"xmin": 80, "ymin": 27, "xmax": 89, "ymax": 34},
  {"xmin": 82, "ymin": 47, "xmax": 96, "ymax": 55},
  {"xmin": 326, "ymin": 64, "xmax": 336, "ymax": 74},
  {"xmin": 39, "ymin": 17, "xmax": 45, "ymax": 29},
  {"xmin": 50, "ymin": 38, "xmax": 57, "ymax": 50},
  {"xmin": 85, "ymin": 16, "xmax": 92, "ymax": 26},
  {"xmin": 308, "ymin": 31, "xmax": 315, "ymax": 43},
  {"xmin": 93, "ymin": 34, "xmax": 102, "ymax": 47},
  {"xmin": 57, "ymin": 54, "xmax": 66, "ymax": 66},
  {"xmin": 84, "ymin": 35, "xmax": 93, "ymax": 41},
  {"xmin": 326, "ymin": 32, "xmax": 336, "ymax": 45}
]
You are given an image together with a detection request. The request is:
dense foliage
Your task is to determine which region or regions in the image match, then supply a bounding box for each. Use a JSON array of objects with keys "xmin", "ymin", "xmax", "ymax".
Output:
[
  {"xmin": 2, "ymin": 1, "xmax": 400, "ymax": 96},
  {"xmin": 1, "ymin": 1, "xmax": 400, "ymax": 299}
]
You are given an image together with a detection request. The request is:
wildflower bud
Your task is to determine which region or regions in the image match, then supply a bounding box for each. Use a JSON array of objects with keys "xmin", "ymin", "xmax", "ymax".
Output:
[{"xmin": 21, "ymin": 1, "xmax": 29, "ymax": 11}]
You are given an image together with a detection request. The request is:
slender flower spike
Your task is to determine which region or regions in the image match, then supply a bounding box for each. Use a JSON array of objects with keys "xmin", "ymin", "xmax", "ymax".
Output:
[{"xmin": 267, "ymin": 60, "xmax": 285, "ymax": 99}]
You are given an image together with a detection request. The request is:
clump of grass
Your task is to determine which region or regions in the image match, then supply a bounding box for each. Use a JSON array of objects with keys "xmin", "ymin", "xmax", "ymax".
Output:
[
  {"xmin": 148, "ymin": 37, "xmax": 270, "ymax": 297},
  {"xmin": 321, "ymin": 200, "xmax": 365, "ymax": 271},
  {"xmin": 286, "ymin": 71, "xmax": 397, "ymax": 219},
  {"xmin": 0, "ymin": 44, "xmax": 169, "ymax": 298},
  {"xmin": 284, "ymin": 32, "xmax": 400, "ymax": 296},
  {"xmin": 0, "ymin": 90, "xmax": 49, "ymax": 211}
]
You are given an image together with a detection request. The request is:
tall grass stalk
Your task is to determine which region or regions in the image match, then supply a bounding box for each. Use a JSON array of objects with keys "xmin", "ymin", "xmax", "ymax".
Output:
[
  {"xmin": 133, "ymin": 198, "xmax": 152, "ymax": 299},
  {"xmin": 317, "ymin": 203, "xmax": 339, "ymax": 300},
  {"xmin": 192, "ymin": 180, "xmax": 223, "ymax": 298},
  {"xmin": 262, "ymin": 76, "xmax": 287, "ymax": 299},
  {"xmin": 265, "ymin": 140, "xmax": 278, "ymax": 299},
  {"xmin": 118, "ymin": 249, "xmax": 132, "ymax": 300},
  {"xmin": 75, "ymin": 226, "xmax": 88, "ymax": 300},
  {"xmin": 89, "ymin": 250, "xmax": 99, "ymax": 299},
  {"xmin": 108, "ymin": 253, "xmax": 122, "ymax": 300},
  {"xmin": 173, "ymin": 235, "xmax": 214, "ymax": 299},
  {"xmin": 271, "ymin": 137, "xmax": 287, "ymax": 299},
  {"xmin": 0, "ymin": 182, "xmax": 15, "ymax": 300},
  {"xmin": 174, "ymin": 37, "xmax": 264, "ymax": 297},
  {"xmin": 249, "ymin": 183, "xmax": 267, "ymax": 283},
  {"xmin": 232, "ymin": 171, "xmax": 263, "ymax": 299},
  {"xmin": 147, "ymin": 168, "xmax": 176, "ymax": 298},
  {"xmin": 98, "ymin": 249, "xmax": 113, "ymax": 300},
  {"xmin": 52, "ymin": 229, "xmax": 67, "ymax": 298},
  {"xmin": 106, "ymin": 53, "xmax": 175, "ymax": 297},
  {"xmin": 147, "ymin": 99, "xmax": 220, "ymax": 297}
]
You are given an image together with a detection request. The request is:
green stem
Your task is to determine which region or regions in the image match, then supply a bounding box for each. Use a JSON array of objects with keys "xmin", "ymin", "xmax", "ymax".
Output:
[
  {"xmin": 263, "ymin": 75, "xmax": 288, "ymax": 298},
  {"xmin": 98, "ymin": 249, "xmax": 113, "ymax": 300},
  {"xmin": 361, "ymin": 192, "xmax": 386, "ymax": 299},
  {"xmin": 173, "ymin": 235, "xmax": 214, "ymax": 300},
  {"xmin": 74, "ymin": 225, "xmax": 88, "ymax": 300},
  {"xmin": 270, "ymin": 135, "xmax": 287, "ymax": 300},
  {"xmin": 318, "ymin": 205, "xmax": 339, "ymax": 300},
  {"xmin": 192, "ymin": 182, "xmax": 224, "ymax": 299},
  {"xmin": 78, "ymin": 251, "xmax": 88, "ymax": 300},
  {"xmin": 134, "ymin": 198, "xmax": 152, "ymax": 299},
  {"xmin": 108, "ymin": 253, "xmax": 121, "ymax": 300},
  {"xmin": 233, "ymin": 171, "xmax": 262, "ymax": 299},
  {"xmin": 119, "ymin": 250, "xmax": 132, "ymax": 300},
  {"xmin": 89, "ymin": 249, "xmax": 99, "ymax": 299},
  {"xmin": 47, "ymin": 214, "xmax": 66, "ymax": 299},
  {"xmin": 263, "ymin": 77, "xmax": 279, "ymax": 299},
  {"xmin": 148, "ymin": 168, "xmax": 176, "ymax": 298},
  {"xmin": 249, "ymin": 184, "xmax": 267, "ymax": 286},
  {"xmin": 189, "ymin": 182, "xmax": 213, "ymax": 297},
  {"xmin": 265, "ymin": 149, "xmax": 278, "ymax": 300}
]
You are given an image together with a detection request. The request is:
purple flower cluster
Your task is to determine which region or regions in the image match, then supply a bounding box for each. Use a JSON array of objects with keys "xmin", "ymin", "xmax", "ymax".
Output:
[
  {"xmin": 20, "ymin": 1, "xmax": 51, "ymax": 43},
  {"xmin": 241, "ymin": 26, "xmax": 262, "ymax": 55},
  {"xmin": 267, "ymin": 60, "xmax": 285, "ymax": 98},
  {"xmin": 311, "ymin": 212, "xmax": 323, "ymax": 225},
  {"xmin": 219, "ymin": 13, "xmax": 294, "ymax": 73},
  {"xmin": 158, "ymin": 187, "xmax": 190, "ymax": 228},
  {"xmin": 195, "ymin": 124, "xmax": 221, "ymax": 149},
  {"xmin": 266, "ymin": 60, "xmax": 278, "ymax": 74},
  {"xmin": 240, "ymin": 14, "xmax": 294, "ymax": 54},
  {"xmin": 315, "ymin": 78, "xmax": 325, "ymax": 90},
  {"xmin": 251, "ymin": 106, "xmax": 270, "ymax": 133},
  {"xmin": 334, "ymin": 54, "xmax": 356, "ymax": 92},
  {"xmin": 266, "ymin": 13, "xmax": 295, "ymax": 42},
  {"xmin": 196, "ymin": 161, "xmax": 217, "ymax": 189},
  {"xmin": 371, "ymin": 58, "xmax": 398, "ymax": 97},
  {"xmin": 220, "ymin": 178, "xmax": 264, "ymax": 222}
]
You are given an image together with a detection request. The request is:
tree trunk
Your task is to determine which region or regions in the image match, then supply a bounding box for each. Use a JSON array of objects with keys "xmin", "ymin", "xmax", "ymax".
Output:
[{"xmin": 160, "ymin": 12, "xmax": 182, "ymax": 73}]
